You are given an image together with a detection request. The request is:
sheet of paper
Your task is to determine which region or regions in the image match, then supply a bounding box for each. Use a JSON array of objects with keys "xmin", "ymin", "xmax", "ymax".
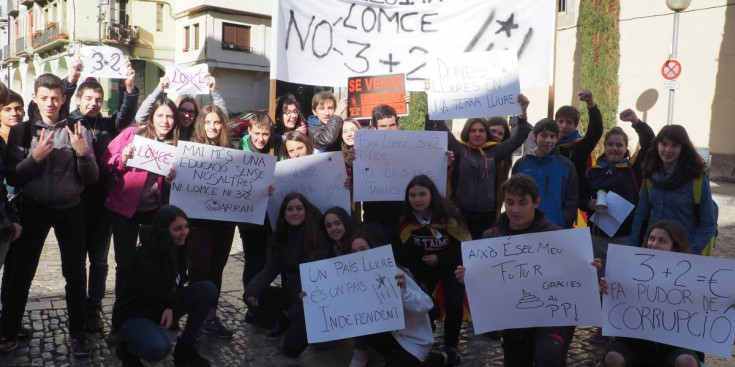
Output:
[
  {"xmin": 80, "ymin": 46, "xmax": 127, "ymax": 79},
  {"xmin": 164, "ymin": 64, "xmax": 209, "ymax": 95},
  {"xmin": 125, "ymin": 135, "xmax": 176, "ymax": 176},
  {"xmin": 590, "ymin": 191, "xmax": 635, "ymax": 237}
]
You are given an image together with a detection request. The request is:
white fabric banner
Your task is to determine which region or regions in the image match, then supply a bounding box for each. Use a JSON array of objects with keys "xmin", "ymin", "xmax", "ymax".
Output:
[
  {"xmin": 169, "ymin": 141, "xmax": 276, "ymax": 223},
  {"xmin": 352, "ymin": 130, "xmax": 447, "ymax": 202},
  {"xmin": 271, "ymin": 0, "xmax": 555, "ymax": 90},
  {"xmin": 462, "ymin": 228, "xmax": 602, "ymax": 334},
  {"xmin": 603, "ymin": 244, "xmax": 735, "ymax": 358},
  {"xmin": 427, "ymin": 50, "xmax": 522, "ymax": 119},
  {"xmin": 267, "ymin": 152, "xmax": 351, "ymax": 230},
  {"xmin": 300, "ymin": 245, "xmax": 404, "ymax": 343}
]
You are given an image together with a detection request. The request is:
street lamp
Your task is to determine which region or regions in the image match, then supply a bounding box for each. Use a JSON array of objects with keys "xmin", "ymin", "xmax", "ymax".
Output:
[{"xmin": 665, "ymin": 0, "xmax": 691, "ymax": 125}]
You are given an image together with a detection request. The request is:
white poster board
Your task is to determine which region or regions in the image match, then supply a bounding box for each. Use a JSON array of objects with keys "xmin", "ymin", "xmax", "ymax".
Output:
[
  {"xmin": 300, "ymin": 245, "xmax": 404, "ymax": 343},
  {"xmin": 125, "ymin": 135, "xmax": 176, "ymax": 176},
  {"xmin": 267, "ymin": 152, "xmax": 351, "ymax": 231},
  {"xmin": 427, "ymin": 50, "xmax": 521, "ymax": 119},
  {"xmin": 462, "ymin": 228, "xmax": 602, "ymax": 334},
  {"xmin": 603, "ymin": 244, "xmax": 735, "ymax": 358},
  {"xmin": 169, "ymin": 141, "xmax": 276, "ymax": 223},
  {"xmin": 80, "ymin": 46, "xmax": 127, "ymax": 79},
  {"xmin": 165, "ymin": 64, "xmax": 209, "ymax": 95},
  {"xmin": 352, "ymin": 130, "xmax": 447, "ymax": 202},
  {"xmin": 271, "ymin": 0, "xmax": 555, "ymax": 90}
]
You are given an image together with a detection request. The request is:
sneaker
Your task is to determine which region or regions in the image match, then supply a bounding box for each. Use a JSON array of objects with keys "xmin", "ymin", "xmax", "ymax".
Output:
[
  {"xmin": 349, "ymin": 347, "xmax": 369, "ymax": 367},
  {"xmin": 445, "ymin": 347, "xmax": 462, "ymax": 366},
  {"xmin": 200, "ymin": 317, "xmax": 233, "ymax": 339},
  {"xmin": 17, "ymin": 326, "xmax": 31, "ymax": 339},
  {"xmin": 588, "ymin": 327, "xmax": 611, "ymax": 344},
  {"xmin": 115, "ymin": 342, "xmax": 144, "ymax": 367},
  {"xmin": 173, "ymin": 337, "xmax": 210, "ymax": 367},
  {"xmin": 0, "ymin": 337, "xmax": 17, "ymax": 353},
  {"xmin": 87, "ymin": 308, "xmax": 105, "ymax": 333},
  {"xmin": 72, "ymin": 334, "xmax": 91, "ymax": 357}
]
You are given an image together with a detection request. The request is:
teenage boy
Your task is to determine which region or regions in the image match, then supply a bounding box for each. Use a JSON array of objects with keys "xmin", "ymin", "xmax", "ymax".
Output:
[
  {"xmin": 0, "ymin": 91, "xmax": 24, "ymax": 144},
  {"xmin": 455, "ymin": 174, "xmax": 576, "ymax": 367},
  {"xmin": 512, "ymin": 119, "xmax": 578, "ymax": 228},
  {"xmin": 307, "ymin": 91, "xmax": 346, "ymax": 151},
  {"xmin": 555, "ymin": 89, "xmax": 602, "ymax": 211},
  {"xmin": 65, "ymin": 58, "xmax": 138, "ymax": 332},
  {"xmin": 360, "ymin": 104, "xmax": 403, "ymax": 243},
  {"xmin": 0, "ymin": 74, "xmax": 98, "ymax": 356},
  {"xmin": 239, "ymin": 112, "xmax": 280, "ymax": 328}
]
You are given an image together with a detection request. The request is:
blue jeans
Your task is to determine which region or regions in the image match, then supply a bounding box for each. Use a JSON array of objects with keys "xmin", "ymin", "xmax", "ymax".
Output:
[{"xmin": 118, "ymin": 281, "xmax": 218, "ymax": 361}]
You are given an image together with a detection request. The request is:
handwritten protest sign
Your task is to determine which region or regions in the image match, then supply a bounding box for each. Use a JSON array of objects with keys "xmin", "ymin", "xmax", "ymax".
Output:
[
  {"xmin": 348, "ymin": 74, "xmax": 407, "ymax": 119},
  {"xmin": 165, "ymin": 64, "xmax": 209, "ymax": 95},
  {"xmin": 271, "ymin": 0, "xmax": 555, "ymax": 90},
  {"xmin": 353, "ymin": 130, "xmax": 447, "ymax": 202},
  {"xmin": 427, "ymin": 50, "xmax": 521, "ymax": 119},
  {"xmin": 267, "ymin": 152, "xmax": 351, "ymax": 231},
  {"xmin": 125, "ymin": 136, "xmax": 176, "ymax": 176},
  {"xmin": 462, "ymin": 228, "xmax": 601, "ymax": 334},
  {"xmin": 602, "ymin": 244, "xmax": 735, "ymax": 358},
  {"xmin": 169, "ymin": 141, "xmax": 276, "ymax": 223},
  {"xmin": 80, "ymin": 46, "xmax": 127, "ymax": 79},
  {"xmin": 300, "ymin": 245, "xmax": 404, "ymax": 343}
]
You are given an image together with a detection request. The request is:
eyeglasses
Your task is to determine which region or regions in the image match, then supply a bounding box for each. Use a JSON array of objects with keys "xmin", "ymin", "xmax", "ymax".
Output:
[
  {"xmin": 284, "ymin": 109, "xmax": 300, "ymax": 116},
  {"xmin": 179, "ymin": 108, "xmax": 197, "ymax": 116}
]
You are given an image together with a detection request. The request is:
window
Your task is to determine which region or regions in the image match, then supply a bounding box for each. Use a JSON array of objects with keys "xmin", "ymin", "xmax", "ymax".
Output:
[
  {"xmin": 558, "ymin": 0, "xmax": 566, "ymax": 13},
  {"xmin": 222, "ymin": 23, "xmax": 251, "ymax": 52},
  {"xmin": 194, "ymin": 23, "xmax": 199, "ymax": 50},
  {"xmin": 184, "ymin": 26, "xmax": 190, "ymax": 51},
  {"xmin": 156, "ymin": 3, "xmax": 163, "ymax": 32}
]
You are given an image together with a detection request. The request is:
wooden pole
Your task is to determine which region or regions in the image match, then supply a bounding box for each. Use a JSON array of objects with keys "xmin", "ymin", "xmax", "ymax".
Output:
[{"xmin": 268, "ymin": 79, "xmax": 277, "ymax": 122}]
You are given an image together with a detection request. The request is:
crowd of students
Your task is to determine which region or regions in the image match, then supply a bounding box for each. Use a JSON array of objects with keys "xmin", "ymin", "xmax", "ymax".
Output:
[{"xmin": 0, "ymin": 62, "xmax": 720, "ymax": 367}]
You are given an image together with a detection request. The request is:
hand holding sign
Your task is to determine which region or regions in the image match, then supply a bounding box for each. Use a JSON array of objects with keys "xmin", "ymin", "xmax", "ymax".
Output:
[
  {"xmin": 165, "ymin": 64, "xmax": 210, "ymax": 95},
  {"xmin": 126, "ymin": 135, "xmax": 176, "ymax": 176},
  {"xmin": 81, "ymin": 46, "xmax": 127, "ymax": 79}
]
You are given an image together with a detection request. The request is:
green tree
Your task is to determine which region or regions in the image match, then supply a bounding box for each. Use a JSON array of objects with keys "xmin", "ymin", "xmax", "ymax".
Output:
[{"xmin": 580, "ymin": 0, "xmax": 620, "ymax": 136}]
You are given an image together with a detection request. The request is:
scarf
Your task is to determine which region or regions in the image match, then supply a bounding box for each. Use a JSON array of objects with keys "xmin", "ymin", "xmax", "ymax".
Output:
[{"xmin": 556, "ymin": 130, "xmax": 583, "ymax": 148}]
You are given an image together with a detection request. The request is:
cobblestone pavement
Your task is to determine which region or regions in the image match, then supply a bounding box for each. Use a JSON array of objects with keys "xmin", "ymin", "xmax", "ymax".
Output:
[{"xmin": 1, "ymin": 181, "xmax": 735, "ymax": 366}]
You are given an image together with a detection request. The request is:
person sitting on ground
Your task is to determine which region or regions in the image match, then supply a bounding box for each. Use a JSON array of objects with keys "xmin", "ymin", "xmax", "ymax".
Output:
[
  {"xmin": 112, "ymin": 205, "xmax": 217, "ymax": 367},
  {"xmin": 601, "ymin": 220, "xmax": 702, "ymax": 367}
]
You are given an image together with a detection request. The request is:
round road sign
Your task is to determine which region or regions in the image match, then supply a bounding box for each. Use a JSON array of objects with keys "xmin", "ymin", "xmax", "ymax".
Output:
[{"xmin": 661, "ymin": 59, "xmax": 682, "ymax": 80}]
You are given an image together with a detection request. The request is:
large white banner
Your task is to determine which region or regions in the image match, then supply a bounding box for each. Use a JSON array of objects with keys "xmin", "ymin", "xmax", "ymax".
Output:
[
  {"xmin": 353, "ymin": 130, "xmax": 447, "ymax": 202},
  {"xmin": 271, "ymin": 0, "xmax": 555, "ymax": 90},
  {"xmin": 427, "ymin": 50, "xmax": 522, "ymax": 120},
  {"xmin": 169, "ymin": 141, "xmax": 277, "ymax": 223},
  {"xmin": 603, "ymin": 244, "xmax": 735, "ymax": 358},
  {"xmin": 462, "ymin": 228, "xmax": 602, "ymax": 334},
  {"xmin": 300, "ymin": 245, "xmax": 404, "ymax": 343},
  {"xmin": 267, "ymin": 152, "xmax": 351, "ymax": 230}
]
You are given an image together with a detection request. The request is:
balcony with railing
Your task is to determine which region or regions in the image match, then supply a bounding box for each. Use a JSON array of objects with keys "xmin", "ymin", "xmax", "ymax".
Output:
[
  {"xmin": 32, "ymin": 22, "xmax": 70, "ymax": 51},
  {"xmin": 7, "ymin": 0, "xmax": 19, "ymax": 17},
  {"xmin": 19, "ymin": 0, "xmax": 32, "ymax": 8},
  {"xmin": 2, "ymin": 44, "xmax": 11, "ymax": 62},
  {"xmin": 104, "ymin": 23, "xmax": 139, "ymax": 45},
  {"xmin": 15, "ymin": 36, "xmax": 27, "ymax": 56}
]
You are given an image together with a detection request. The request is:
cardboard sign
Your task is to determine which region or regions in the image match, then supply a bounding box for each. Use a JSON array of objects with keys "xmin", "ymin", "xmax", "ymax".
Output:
[
  {"xmin": 271, "ymin": 0, "xmax": 555, "ymax": 90},
  {"xmin": 348, "ymin": 74, "xmax": 407, "ymax": 119},
  {"xmin": 126, "ymin": 135, "xmax": 176, "ymax": 176},
  {"xmin": 80, "ymin": 46, "xmax": 127, "ymax": 79},
  {"xmin": 267, "ymin": 152, "xmax": 351, "ymax": 231},
  {"xmin": 300, "ymin": 245, "xmax": 404, "ymax": 343},
  {"xmin": 352, "ymin": 130, "xmax": 447, "ymax": 202},
  {"xmin": 165, "ymin": 64, "xmax": 209, "ymax": 95},
  {"xmin": 603, "ymin": 244, "xmax": 735, "ymax": 358},
  {"xmin": 427, "ymin": 50, "xmax": 522, "ymax": 119},
  {"xmin": 169, "ymin": 141, "xmax": 276, "ymax": 223},
  {"xmin": 462, "ymin": 228, "xmax": 602, "ymax": 334}
]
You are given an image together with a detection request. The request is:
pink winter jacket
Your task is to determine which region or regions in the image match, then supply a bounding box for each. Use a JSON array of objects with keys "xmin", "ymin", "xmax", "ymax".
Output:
[{"xmin": 102, "ymin": 126, "xmax": 169, "ymax": 218}]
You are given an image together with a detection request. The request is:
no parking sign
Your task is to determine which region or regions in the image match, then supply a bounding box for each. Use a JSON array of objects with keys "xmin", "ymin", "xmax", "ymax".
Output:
[{"xmin": 661, "ymin": 59, "xmax": 682, "ymax": 80}]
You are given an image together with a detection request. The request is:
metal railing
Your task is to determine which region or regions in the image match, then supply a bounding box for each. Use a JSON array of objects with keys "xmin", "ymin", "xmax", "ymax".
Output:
[
  {"xmin": 32, "ymin": 21, "xmax": 69, "ymax": 48},
  {"xmin": 2, "ymin": 44, "xmax": 10, "ymax": 61},
  {"xmin": 15, "ymin": 36, "xmax": 26, "ymax": 55},
  {"xmin": 104, "ymin": 23, "xmax": 139, "ymax": 45}
]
